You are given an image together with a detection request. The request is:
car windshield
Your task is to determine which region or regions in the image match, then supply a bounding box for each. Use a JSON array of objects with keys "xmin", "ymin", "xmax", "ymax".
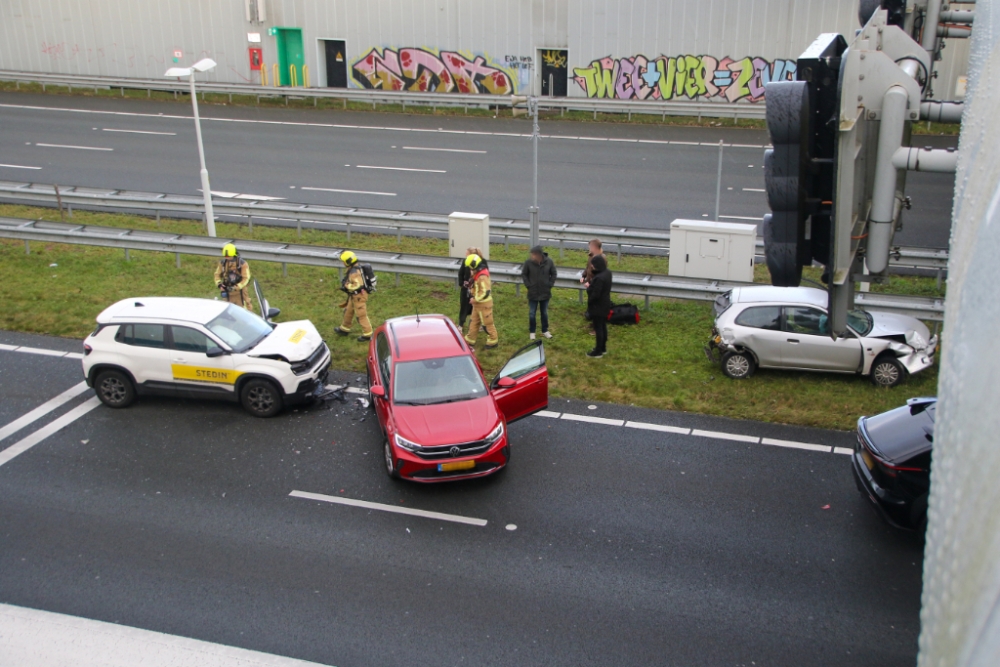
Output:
[
  {"xmin": 393, "ymin": 355, "xmax": 488, "ymax": 405},
  {"xmin": 847, "ymin": 309, "xmax": 874, "ymax": 336},
  {"xmin": 205, "ymin": 304, "xmax": 272, "ymax": 352}
]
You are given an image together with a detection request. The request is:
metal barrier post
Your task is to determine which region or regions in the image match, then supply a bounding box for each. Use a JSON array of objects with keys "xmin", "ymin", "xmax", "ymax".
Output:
[
  {"xmin": 261, "ymin": 65, "xmax": 268, "ymax": 87},
  {"xmin": 272, "ymin": 64, "xmax": 279, "ymax": 87},
  {"xmin": 303, "ymin": 65, "xmax": 310, "ymax": 88},
  {"xmin": 24, "ymin": 240, "xmax": 29, "ymax": 255},
  {"xmin": 282, "ymin": 262, "xmax": 287, "ymax": 277},
  {"xmin": 124, "ymin": 249, "xmax": 130, "ymax": 261},
  {"xmin": 175, "ymin": 253, "xmax": 180, "ymax": 268},
  {"xmin": 290, "ymin": 65, "xmax": 298, "ymax": 88},
  {"xmin": 346, "ymin": 223, "xmax": 351, "ymax": 242},
  {"xmin": 248, "ymin": 215, "xmax": 253, "ymax": 233}
]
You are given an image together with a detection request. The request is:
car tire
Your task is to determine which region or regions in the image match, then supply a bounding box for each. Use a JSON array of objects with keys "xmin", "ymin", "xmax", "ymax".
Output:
[
  {"xmin": 94, "ymin": 369, "xmax": 136, "ymax": 408},
  {"xmin": 240, "ymin": 378, "xmax": 284, "ymax": 418},
  {"xmin": 721, "ymin": 351, "xmax": 756, "ymax": 379},
  {"xmin": 383, "ymin": 438, "xmax": 400, "ymax": 479},
  {"xmin": 870, "ymin": 356, "xmax": 906, "ymax": 388}
]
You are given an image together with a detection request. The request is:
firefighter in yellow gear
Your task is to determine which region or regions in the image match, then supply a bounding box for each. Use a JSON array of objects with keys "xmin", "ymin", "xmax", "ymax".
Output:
[
  {"xmin": 214, "ymin": 243, "xmax": 253, "ymax": 311},
  {"xmin": 463, "ymin": 254, "xmax": 498, "ymax": 349},
  {"xmin": 336, "ymin": 251, "xmax": 374, "ymax": 342}
]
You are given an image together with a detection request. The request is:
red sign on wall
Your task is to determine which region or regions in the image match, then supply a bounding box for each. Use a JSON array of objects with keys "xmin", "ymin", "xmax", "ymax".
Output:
[{"xmin": 248, "ymin": 47, "xmax": 263, "ymax": 71}]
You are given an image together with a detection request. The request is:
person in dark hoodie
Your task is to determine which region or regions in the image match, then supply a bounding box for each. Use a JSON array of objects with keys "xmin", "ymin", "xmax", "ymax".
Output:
[
  {"xmin": 521, "ymin": 245, "xmax": 558, "ymax": 340},
  {"xmin": 586, "ymin": 254, "xmax": 612, "ymax": 358}
]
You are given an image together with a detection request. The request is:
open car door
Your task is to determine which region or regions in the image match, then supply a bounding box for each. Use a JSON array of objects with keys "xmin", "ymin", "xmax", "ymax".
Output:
[
  {"xmin": 253, "ymin": 278, "xmax": 281, "ymax": 323},
  {"xmin": 491, "ymin": 341, "xmax": 548, "ymax": 423}
]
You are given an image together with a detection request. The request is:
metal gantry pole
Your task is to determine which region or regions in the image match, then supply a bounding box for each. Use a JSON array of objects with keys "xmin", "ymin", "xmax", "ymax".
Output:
[
  {"xmin": 714, "ymin": 139, "xmax": 724, "ymax": 221},
  {"xmin": 529, "ymin": 97, "xmax": 540, "ymax": 249},
  {"xmin": 190, "ymin": 73, "xmax": 217, "ymax": 238}
]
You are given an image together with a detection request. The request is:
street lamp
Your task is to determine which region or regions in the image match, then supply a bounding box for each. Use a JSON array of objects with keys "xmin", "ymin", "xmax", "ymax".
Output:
[{"xmin": 165, "ymin": 58, "xmax": 218, "ymax": 237}]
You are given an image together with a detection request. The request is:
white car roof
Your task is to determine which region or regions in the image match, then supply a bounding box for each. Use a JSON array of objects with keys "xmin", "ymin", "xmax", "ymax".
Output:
[
  {"xmin": 731, "ymin": 286, "xmax": 828, "ymax": 309},
  {"xmin": 96, "ymin": 297, "xmax": 230, "ymax": 325}
]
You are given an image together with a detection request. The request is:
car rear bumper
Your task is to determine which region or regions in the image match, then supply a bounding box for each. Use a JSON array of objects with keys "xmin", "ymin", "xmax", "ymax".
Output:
[
  {"xmin": 851, "ymin": 450, "xmax": 915, "ymax": 530},
  {"xmin": 397, "ymin": 440, "xmax": 510, "ymax": 483}
]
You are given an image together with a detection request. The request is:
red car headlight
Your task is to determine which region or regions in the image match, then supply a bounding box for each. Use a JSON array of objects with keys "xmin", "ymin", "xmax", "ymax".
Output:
[{"xmin": 484, "ymin": 422, "xmax": 504, "ymax": 446}]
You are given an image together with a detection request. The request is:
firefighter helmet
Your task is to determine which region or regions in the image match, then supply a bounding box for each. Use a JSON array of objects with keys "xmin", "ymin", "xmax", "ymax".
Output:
[
  {"xmin": 340, "ymin": 250, "xmax": 358, "ymax": 266},
  {"xmin": 222, "ymin": 243, "xmax": 238, "ymax": 257},
  {"xmin": 464, "ymin": 254, "xmax": 482, "ymax": 270}
]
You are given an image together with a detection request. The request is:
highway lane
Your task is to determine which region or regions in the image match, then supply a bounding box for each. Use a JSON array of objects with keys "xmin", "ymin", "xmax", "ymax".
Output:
[
  {"xmin": 0, "ymin": 91, "xmax": 955, "ymax": 247},
  {"xmin": 0, "ymin": 331, "xmax": 924, "ymax": 666}
]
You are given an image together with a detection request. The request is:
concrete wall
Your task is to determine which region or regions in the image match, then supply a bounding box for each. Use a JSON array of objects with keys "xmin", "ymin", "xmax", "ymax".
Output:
[{"xmin": 0, "ymin": 0, "xmax": 970, "ymax": 101}]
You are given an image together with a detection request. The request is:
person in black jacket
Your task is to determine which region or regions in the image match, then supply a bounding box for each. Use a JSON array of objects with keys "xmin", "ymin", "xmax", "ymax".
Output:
[
  {"xmin": 521, "ymin": 245, "xmax": 558, "ymax": 340},
  {"xmin": 457, "ymin": 246, "xmax": 483, "ymax": 328},
  {"xmin": 586, "ymin": 254, "xmax": 612, "ymax": 358}
]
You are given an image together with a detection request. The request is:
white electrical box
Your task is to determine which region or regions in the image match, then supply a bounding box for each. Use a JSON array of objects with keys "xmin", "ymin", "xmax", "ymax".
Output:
[
  {"xmin": 448, "ymin": 212, "xmax": 490, "ymax": 260},
  {"xmin": 667, "ymin": 219, "xmax": 757, "ymax": 282}
]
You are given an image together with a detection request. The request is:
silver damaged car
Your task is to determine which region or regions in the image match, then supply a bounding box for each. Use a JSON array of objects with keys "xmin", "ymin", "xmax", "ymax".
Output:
[{"xmin": 705, "ymin": 286, "xmax": 937, "ymax": 387}]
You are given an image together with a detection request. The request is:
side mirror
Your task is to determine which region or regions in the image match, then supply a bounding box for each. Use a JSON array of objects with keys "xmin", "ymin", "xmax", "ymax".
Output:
[
  {"xmin": 496, "ymin": 376, "xmax": 517, "ymax": 388},
  {"xmin": 266, "ymin": 307, "xmax": 281, "ymax": 321},
  {"xmin": 206, "ymin": 346, "xmax": 225, "ymax": 358},
  {"xmin": 370, "ymin": 385, "xmax": 385, "ymax": 398}
]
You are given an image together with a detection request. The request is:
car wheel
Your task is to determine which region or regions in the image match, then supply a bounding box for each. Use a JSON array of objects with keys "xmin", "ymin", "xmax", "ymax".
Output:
[
  {"xmin": 94, "ymin": 369, "xmax": 135, "ymax": 408},
  {"xmin": 870, "ymin": 356, "xmax": 906, "ymax": 388},
  {"xmin": 240, "ymin": 378, "xmax": 283, "ymax": 418},
  {"xmin": 383, "ymin": 438, "xmax": 400, "ymax": 479},
  {"xmin": 721, "ymin": 351, "xmax": 756, "ymax": 379}
]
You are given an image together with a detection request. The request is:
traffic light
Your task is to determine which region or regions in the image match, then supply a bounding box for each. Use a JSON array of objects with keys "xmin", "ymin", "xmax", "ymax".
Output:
[
  {"xmin": 511, "ymin": 95, "xmax": 530, "ymax": 117},
  {"xmin": 762, "ymin": 33, "xmax": 846, "ymax": 288}
]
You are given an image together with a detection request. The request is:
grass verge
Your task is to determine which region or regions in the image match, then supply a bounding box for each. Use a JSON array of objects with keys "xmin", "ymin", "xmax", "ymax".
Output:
[{"xmin": 0, "ymin": 205, "xmax": 942, "ymax": 430}]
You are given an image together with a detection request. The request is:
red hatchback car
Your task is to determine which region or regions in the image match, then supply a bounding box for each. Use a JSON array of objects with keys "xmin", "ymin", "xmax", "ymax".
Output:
[{"xmin": 366, "ymin": 315, "xmax": 549, "ymax": 482}]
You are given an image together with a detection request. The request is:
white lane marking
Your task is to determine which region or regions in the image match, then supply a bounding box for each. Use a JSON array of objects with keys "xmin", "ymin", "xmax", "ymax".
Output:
[
  {"xmin": 691, "ymin": 429, "xmax": 760, "ymax": 443},
  {"xmin": 302, "ymin": 186, "xmax": 396, "ymax": 197},
  {"xmin": 402, "ymin": 146, "xmax": 486, "ymax": 154},
  {"xmin": 719, "ymin": 215, "xmax": 763, "ymax": 221},
  {"xmin": 535, "ymin": 410, "xmax": 562, "ymax": 419},
  {"xmin": 742, "ymin": 187, "xmax": 766, "ymax": 192},
  {"xmin": 761, "ymin": 437, "xmax": 832, "ymax": 453},
  {"xmin": 670, "ymin": 141, "xmax": 702, "ymax": 146},
  {"xmin": 833, "ymin": 447, "xmax": 854, "ymax": 456},
  {"xmin": 0, "ymin": 343, "xmax": 18, "ymax": 351},
  {"xmin": 609, "ymin": 138, "xmax": 638, "ymax": 143},
  {"xmin": 0, "ymin": 163, "xmax": 42, "ymax": 170},
  {"xmin": 731, "ymin": 144, "xmax": 765, "ymax": 148},
  {"xmin": 356, "ymin": 165, "xmax": 447, "ymax": 173},
  {"xmin": 102, "ymin": 128, "xmax": 176, "ymax": 135},
  {"xmin": 0, "ymin": 602, "xmax": 334, "ymax": 667},
  {"xmin": 560, "ymin": 413, "xmax": 625, "ymax": 427},
  {"xmin": 0, "ymin": 382, "xmax": 90, "ymax": 444},
  {"xmin": 578, "ymin": 136, "xmax": 608, "ymax": 141},
  {"xmin": 290, "ymin": 490, "xmax": 487, "ymax": 527},
  {"xmin": 34, "ymin": 142, "xmax": 113, "ymax": 151},
  {"xmin": 0, "ymin": 396, "xmax": 101, "ymax": 468},
  {"xmin": 638, "ymin": 139, "xmax": 671, "ymax": 144},
  {"xmin": 15, "ymin": 346, "xmax": 69, "ymax": 357},
  {"xmin": 64, "ymin": 352, "xmax": 85, "ymax": 360},
  {"xmin": 625, "ymin": 421, "xmax": 691, "ymax": 435}
]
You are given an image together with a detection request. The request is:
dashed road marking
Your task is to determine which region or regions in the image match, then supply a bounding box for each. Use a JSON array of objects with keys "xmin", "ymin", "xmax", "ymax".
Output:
[
  {"xmin": 761, "ymin": 437, "xmax": 832, "ymax": 453},
  {"xmin": 692, "ymin": 429, "xmax": 759, "ymax": 443},
  {"xmin": 290, "ymin": 489, "xmax": 488, "ymax": 526},
  {"xmin": 34, "ymin": 142, "xmax": 113, "ymax": 151},
  {"xmin": 0, "ymin": 163, "xmax": 41, "ymax": 170},
  {"xmin": 402, "ymin": 146, "xmax": 486, "ymax": 154},
  {"xmin": 625, "ymin": 420, "xmax": 691, "ymax": 435},
  {"xmin": 742, "ymin": 187, "xmax": 766, "ymax": 193},
  {"xmin": 560, "ymin": 413, "xmax": 625, "ymax": 427},
  {"xmin": 102, "ymin": 128, "xmax": 176, "ymax": 136},
  {"xmin": 356, "ymin": 165, "xmax": 447, "ymax": 173},
  {"xmin": 302, "ymin": 186, "xmax": 396, "ymax": 197},
  {"xmin": 0, "ymin": 344, "xmax": 84, "ymax": 360}
]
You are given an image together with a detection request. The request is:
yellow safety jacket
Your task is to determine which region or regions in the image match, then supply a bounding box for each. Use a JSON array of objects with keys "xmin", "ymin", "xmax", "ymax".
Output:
[
  {"xmin": 472, "ymin": 268, "xmax": 493, "ymax": 304},
  {"xmin": 215, "ymin": 257, "xmax": 250, "ymax": 290}
]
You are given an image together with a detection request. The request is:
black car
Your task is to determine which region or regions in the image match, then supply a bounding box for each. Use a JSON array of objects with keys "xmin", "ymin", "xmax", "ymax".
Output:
[{"xmin": 852, "ymin": 397, "xmax": 935, "ymax": 531}]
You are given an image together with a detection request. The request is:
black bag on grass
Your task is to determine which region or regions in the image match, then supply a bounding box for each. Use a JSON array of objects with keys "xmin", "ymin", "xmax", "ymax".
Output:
[{"xmin": 607, "ymin": 303, "xmax": 640, "ymax": 325}]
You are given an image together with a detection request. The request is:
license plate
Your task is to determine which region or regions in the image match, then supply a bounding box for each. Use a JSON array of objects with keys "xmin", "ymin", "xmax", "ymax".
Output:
[
  {"xmin": 860, "ymin": 449, "xmax": 875, "ymax": 471},
  {"xmin": 438, "ymin": 460, "xmax": 476, "ymax": 472}
]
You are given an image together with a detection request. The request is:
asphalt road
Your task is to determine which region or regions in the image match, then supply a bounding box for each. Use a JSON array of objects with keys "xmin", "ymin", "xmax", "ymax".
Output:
[
  {"xmin": 0, "ymin": 330, "xmax": 925, "ymax": 666},
  {"xmin": 0, "ymin": 91, "xmax": 956, "ymax": 248}
]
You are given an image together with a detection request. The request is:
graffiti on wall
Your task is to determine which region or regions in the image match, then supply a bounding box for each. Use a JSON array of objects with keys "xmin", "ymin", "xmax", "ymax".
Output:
[
  {"xmin": 352, "ymin": 48, "xmax": 516, "ymax": 94},
  {"xmin": 573, "ymin": 55, "xmax": 797, "ymax": 103}
]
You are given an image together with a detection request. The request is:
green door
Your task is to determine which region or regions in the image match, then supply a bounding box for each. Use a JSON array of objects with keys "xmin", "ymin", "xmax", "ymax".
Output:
[{"xmin": 275, "ymin": 27, "xmax": 305, "ymax": 86}]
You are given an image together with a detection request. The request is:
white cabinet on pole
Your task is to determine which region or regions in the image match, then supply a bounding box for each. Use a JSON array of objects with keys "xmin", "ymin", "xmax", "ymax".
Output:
[
  {"xmin": 667, "ymin": 219, "xmax": 757, "ymax": 282},
  {"xmin": 448, "ymin": 212, "xmax": 490, "ymax": 259}
]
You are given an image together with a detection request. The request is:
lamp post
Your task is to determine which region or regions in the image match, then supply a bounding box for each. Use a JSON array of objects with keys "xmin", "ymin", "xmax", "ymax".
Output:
[{"xmin": 165, "ymin": 58, "xmax": 218, "ymax": 237}]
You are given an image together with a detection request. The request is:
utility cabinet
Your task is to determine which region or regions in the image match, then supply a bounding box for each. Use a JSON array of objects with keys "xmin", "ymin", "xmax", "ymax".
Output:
[
  {"xmin": 448, "ymin": 212, "xmax": 490, "ymax": 260},
  {"xmin": 667, "ymin": 219, "xmax": 756, "ymax": 282}
]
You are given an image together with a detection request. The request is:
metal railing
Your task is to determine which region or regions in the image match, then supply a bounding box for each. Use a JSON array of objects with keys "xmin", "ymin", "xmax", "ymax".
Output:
[
  {"xmin": 0, "ymin": 181, "xmax": 948, "ymax": 272},
  {"xmin": 0, "ymin": 69, "xmax": 766, "ymax": 121},
  {"xmin": 0, "ymin": 216, "xmax": 946, "ymax": 321}
]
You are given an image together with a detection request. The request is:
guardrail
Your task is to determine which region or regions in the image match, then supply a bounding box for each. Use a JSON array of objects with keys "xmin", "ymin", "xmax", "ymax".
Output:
[
  {"xmin": 0, "ymin": 69, "xmax": 766, "ymax": 121},
  {"xmin": 0, "ymin": 181, "xmax": 948, "ymax": 273},
  {"xmin": 0, "ymin": 216, "xmax": 945, "ymax": 321}
]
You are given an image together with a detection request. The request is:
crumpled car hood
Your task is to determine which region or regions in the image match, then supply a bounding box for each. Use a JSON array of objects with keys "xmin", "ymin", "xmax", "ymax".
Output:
[
  {"xmin": 869, "ymin": 312, "xmax": 933, "ymax": 348},
  {"xmin": 393, "ymin": 397, "xmax": 498, "ymax": 447},
  {"xmin": 249, "ymin": 320, "xmax": 323, "ymax": 362}
]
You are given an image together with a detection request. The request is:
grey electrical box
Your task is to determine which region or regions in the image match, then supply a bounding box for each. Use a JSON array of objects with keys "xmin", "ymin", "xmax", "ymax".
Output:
[
  {"xmin": 448, "ymin": 212, "xmax": 490, "ymax": 260},
  {"xmin": 668, "ymin": 219, "xmax": 757, "ymax": 282}
]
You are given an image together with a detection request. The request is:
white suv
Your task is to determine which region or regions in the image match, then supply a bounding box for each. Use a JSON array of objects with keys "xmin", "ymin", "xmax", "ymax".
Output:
[{"xmin": 82, "ymin": 296, "xmax": 330, "ymax": 417}]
